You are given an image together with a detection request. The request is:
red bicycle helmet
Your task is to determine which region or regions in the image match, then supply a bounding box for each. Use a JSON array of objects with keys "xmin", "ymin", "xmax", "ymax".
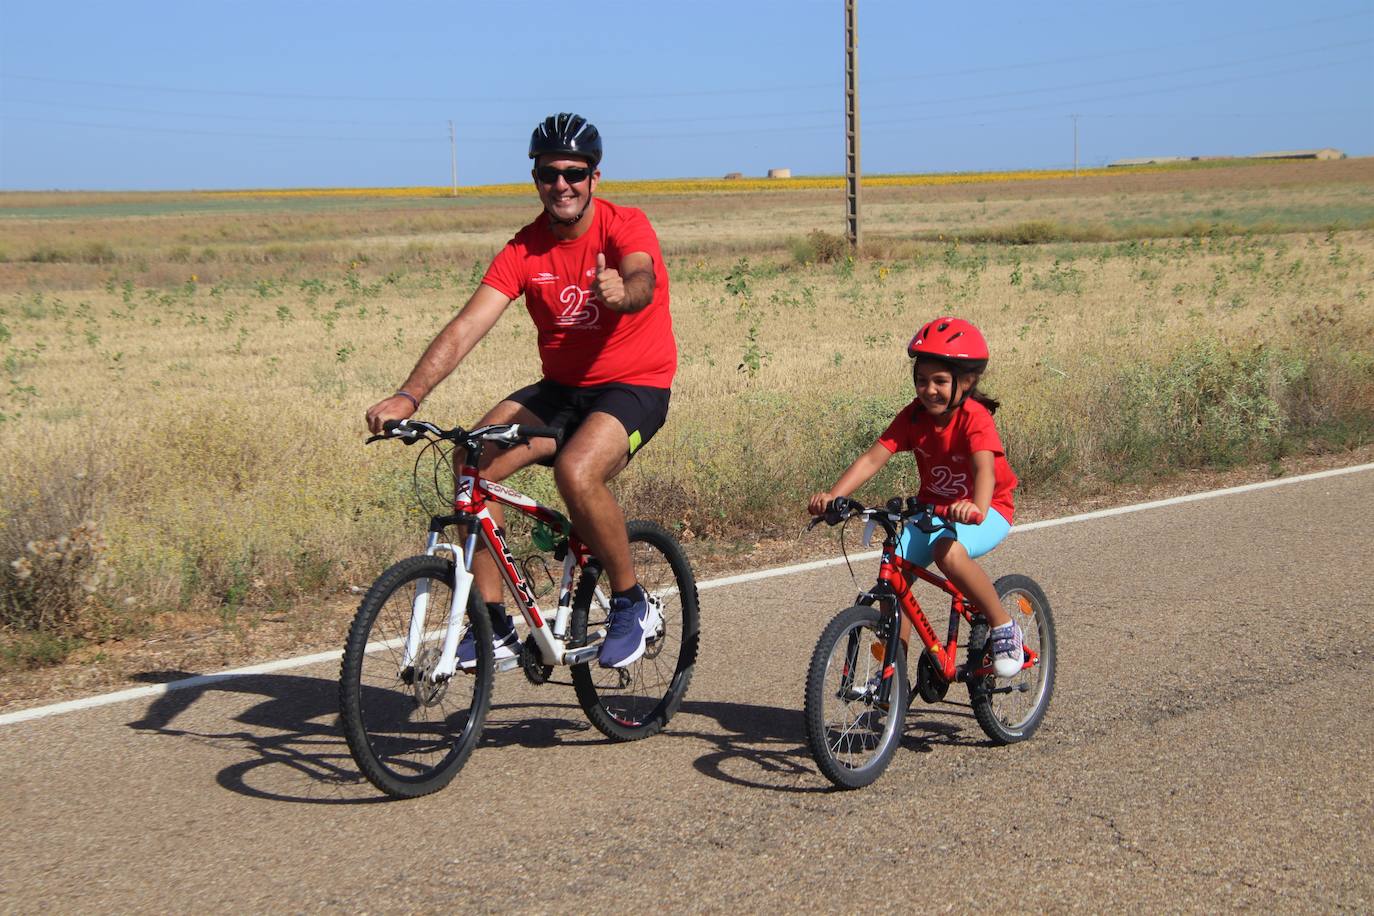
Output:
[{"xmin": 907, "ymin": 316, "xmax": 989, "ymax": 373}]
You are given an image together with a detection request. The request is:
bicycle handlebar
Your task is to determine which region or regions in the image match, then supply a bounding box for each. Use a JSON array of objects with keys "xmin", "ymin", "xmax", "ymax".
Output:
[
  {"xmin": 808, "ymin": 496, "xmax": 984, "ymax": 535},
  {"xmin": 368, "ymin": 418, "xmax": 564, "ymax": 448}
]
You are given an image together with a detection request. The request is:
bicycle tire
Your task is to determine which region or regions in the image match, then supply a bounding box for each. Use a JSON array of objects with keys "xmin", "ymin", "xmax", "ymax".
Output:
[
  {"xmin": 569, "ymin": 520, "xmax": 699, "ymax": 742},
  {"xmin": 968, "ymin": 574, "xmax": 1056, "ymax": 744},
  {"xmin": 339, "ymin": 555, "xmax": 494, "ymax": 798},
  {"xmin": 804, "ymin": 604, "xmax": 910, "ymax": 789}
]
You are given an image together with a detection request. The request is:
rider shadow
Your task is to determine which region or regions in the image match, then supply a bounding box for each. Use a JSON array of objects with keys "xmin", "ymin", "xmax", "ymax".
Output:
[
  {"xmin": 900, "ymin": 702, "xmax": 996, "ymax": 753},
  {"xmin": 125, "ymin": 670, "xmax": 390, "ymax": 806},
  {"xmin": 670, "ymin": 699, "xmax": 825, "ymax": 793},
  {"xmin": 477, "ymin": 695, "xmax": 600, "ymax": 750}
]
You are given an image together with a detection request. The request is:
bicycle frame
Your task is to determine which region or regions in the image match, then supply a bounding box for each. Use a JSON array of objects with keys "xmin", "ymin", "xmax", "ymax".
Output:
[
  {"xmin": 404, "ymin": 452, "xmax": 605, "ymax": 680},
  {"xmin": 863, "ymin": 526, "xmax": 1039, "ymax": 684}
]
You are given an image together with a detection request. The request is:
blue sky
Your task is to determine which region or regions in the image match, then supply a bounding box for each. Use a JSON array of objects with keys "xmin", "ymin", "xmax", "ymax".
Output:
[{"xmin": 1, "ymin": 0, "xmax": 1370, "ymax": 191}]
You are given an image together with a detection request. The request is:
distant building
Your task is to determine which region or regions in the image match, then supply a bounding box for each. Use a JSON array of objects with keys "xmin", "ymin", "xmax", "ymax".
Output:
[
  {"xmin": 1108, "ymin": 156, "xmax": 1194, "ymax": 167},
  {"xmin": 767, "ymin": 168, "xmax": 792, "ymax": 179},
  {"xmin": 1109, "ymin": 148, "xmax": 1346, "ymax": 167},
  {"xmin": 1251, "ymin": 149, "xmax": 1345, "ymax": 160}
]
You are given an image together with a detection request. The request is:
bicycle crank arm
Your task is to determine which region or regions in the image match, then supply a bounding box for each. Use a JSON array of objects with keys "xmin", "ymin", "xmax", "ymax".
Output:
[{"xmin": 563, "ymin": 645, "xmax": 600, "ymax": 666}]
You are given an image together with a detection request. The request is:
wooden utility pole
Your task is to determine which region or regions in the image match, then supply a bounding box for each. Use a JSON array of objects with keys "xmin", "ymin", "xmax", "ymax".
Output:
[
  {"xmin": 845, "ymin": 0, "xmax": 861, "ymax": 251},
  {"xmin": 1072, "ymin": 114, "xmax": 1079, "ymax": 177},
  {"xmin": 449, "ymin": 120, "xmax": 458, "ymax": 196}
]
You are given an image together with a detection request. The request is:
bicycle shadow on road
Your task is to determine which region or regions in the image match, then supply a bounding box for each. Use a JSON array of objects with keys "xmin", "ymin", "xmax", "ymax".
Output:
[
  {"xmin": 671, "ymin": 699, "xmax": 823, "ymax": 793},
  {"xmin": 124, "ymin": 671, "xmax": 662, "ymax": 804},
  {"xmin": 671, "ymin": 698, "xmax": 991, "ymax": 794},
  {"xmin": 477, "ymin": 694, "xmax": 605, "ymax": 750},
  {"xmin": 125, "ymin": 670, "xmax": 390, "ymax": 806}
]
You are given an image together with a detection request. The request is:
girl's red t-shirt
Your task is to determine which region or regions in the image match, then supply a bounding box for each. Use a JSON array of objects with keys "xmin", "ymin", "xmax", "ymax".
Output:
[
  {"xmin": 877, "ymin": 398, "xmax": 1018, "ymax": 523},
  {"xmin": 481, "ymin": 199, "xmax": 676, "ymax": 388}
]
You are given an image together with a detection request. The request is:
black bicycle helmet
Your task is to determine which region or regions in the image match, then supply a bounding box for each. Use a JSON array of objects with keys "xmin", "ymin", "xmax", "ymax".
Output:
[{"xmin": 528, "ymin": 113, "xmax": 602, "ymax": 167}]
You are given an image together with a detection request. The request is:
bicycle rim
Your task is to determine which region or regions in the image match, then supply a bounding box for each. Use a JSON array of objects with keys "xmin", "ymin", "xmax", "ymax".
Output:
[
  {"xmin": 570, "ymin": 520, "xmax": 699, "ymax": 741},
  {"xmin": 971, "ymin": 574, "xmax": 1056, "ymax": 743},
  {"xmin": 804, "ymin": 605, "xmax": 908, "ymax": 789},
  {"xmin": 339, "ymin": 555, "xmax": 494, "ymax": 798}
]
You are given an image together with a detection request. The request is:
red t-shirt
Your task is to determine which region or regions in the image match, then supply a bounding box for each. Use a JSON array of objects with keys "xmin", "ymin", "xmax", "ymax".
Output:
[
  {"xmin": 480, "ymin": 199, "xmax": 676, "ymax": 388},
  {"xmin": 877, "ymin": 398, "xmax": 1018, "ymax": 523}
]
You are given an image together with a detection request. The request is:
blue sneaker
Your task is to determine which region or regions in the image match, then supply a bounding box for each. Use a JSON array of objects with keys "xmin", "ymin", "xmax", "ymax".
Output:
[
  {"xmin": 598, "ymin": 586, "xmax": 659, "ymax": 668},
  {"xmin": 458, "ymin": 614, "xmax": 519, "ymax": 669}
]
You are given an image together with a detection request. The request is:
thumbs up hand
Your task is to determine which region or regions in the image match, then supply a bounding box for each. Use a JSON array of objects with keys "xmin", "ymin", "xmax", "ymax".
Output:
[{"xmin": 591, "ymin": 252, "xmax": 626, "ymax": 309}]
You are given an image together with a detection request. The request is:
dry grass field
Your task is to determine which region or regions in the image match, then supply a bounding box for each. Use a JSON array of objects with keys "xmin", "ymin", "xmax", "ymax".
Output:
[{"xmin": 2, "ymin": 158, "xmax": 1372, "ymax": 673}]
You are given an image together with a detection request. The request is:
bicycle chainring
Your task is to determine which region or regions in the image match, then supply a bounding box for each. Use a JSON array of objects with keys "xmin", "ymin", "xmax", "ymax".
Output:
[
  {"xmin": 520, "ymin": 634, "xmax": 554, "ymax": 685},
  {"xmin": 915, "ymin": 650, "xmax": 950, "ymax": 703}
]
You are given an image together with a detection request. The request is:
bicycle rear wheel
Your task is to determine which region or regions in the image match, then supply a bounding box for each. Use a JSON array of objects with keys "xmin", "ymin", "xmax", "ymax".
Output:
[
  {"xmin": 804, "ymin": 604, "xmax": 909, "ymax": 789},
  {"xmin": 569, "ymin": 520, "xmax": 699, "ymax": 741},
  {"xmin": 339, "ymin": 555, "xmax": 494, "ymax": 798},
  {"xmin": 968, "ymin": 574, "xmax": 1056, "ymax": 744}
]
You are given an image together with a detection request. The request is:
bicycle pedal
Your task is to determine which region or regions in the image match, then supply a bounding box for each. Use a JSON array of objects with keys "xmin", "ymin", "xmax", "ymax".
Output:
[{"xmin": 495, "ymin": 657, "xmax": 522, "ymax": 673}]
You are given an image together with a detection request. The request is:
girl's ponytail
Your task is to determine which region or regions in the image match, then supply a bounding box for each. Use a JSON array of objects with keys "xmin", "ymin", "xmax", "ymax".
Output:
[{"xmin": 969, "ymin": 390, "xmax": 1000, "ymax": 414}]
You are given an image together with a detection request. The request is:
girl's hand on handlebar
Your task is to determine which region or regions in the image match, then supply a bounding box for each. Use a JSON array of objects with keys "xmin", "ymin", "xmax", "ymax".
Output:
[
  {"xmin": 946, "ymin": 499, "xmax": 985, "ymax": 525},
  {"xmin": 807, "ymin": 492, "xmax": 835, "ymax": 516},
  {"xmin": 365, "ymin": 394, "xmax": 417, "ymax": 435}
]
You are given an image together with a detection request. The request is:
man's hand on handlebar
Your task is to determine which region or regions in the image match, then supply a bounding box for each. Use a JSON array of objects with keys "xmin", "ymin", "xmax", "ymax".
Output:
[{"xmin": 365, "ymin": 394, "xmax": 417, "ymax": 435}]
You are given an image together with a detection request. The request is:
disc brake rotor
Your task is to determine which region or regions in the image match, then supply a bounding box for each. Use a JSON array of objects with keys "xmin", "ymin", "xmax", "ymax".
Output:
[{"xmin": 410, "ymin": 646, "xmax": 449, "ymax": 707}]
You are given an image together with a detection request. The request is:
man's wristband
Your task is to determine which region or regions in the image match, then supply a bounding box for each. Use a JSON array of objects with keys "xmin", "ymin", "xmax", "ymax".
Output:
[{"xmin": 394, "ymin": 390, "xmax": 420, "ymax": 409}]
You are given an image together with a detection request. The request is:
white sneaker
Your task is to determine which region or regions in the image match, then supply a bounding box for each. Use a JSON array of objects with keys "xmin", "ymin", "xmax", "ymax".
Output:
[
  {"xmin": 458, "ymin": 616, "xmax": 520, "ymax": 669},
  {"xmin": 990, "ymin": 620, "xmax": 1024, "ymax": 678}
]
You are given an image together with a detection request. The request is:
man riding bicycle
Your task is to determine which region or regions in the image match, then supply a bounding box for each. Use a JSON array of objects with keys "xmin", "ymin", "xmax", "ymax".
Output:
[{"xmin": 365, "ymin": 112, "xmax": 676, "ymax": 669}]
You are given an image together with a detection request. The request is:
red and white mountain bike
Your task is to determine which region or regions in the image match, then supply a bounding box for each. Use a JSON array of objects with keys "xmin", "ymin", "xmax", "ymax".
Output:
[{"xmin": 339, "ymin": 419, "xmax": 698, "ymax": 798}]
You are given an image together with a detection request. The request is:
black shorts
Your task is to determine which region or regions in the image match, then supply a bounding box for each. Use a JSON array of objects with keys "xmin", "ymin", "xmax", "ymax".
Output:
[{"xmin": 506, "ymin": 380, "xmax": 671, "ymax": 465}]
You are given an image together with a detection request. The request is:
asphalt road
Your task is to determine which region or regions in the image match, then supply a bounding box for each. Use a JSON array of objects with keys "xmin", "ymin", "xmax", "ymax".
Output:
[{"xmin": 2, "ymin": 470, "xmax": 1372, "ymax": 913}]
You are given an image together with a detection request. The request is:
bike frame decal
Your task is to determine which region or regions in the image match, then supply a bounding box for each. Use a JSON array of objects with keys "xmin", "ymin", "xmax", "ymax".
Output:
[{"xmin": 450, "ymin": 461, "xmax": 590, "ymax": 663}]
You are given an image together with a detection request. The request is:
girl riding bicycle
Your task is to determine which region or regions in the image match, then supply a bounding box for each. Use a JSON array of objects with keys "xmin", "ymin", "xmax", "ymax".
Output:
[{"xmin": 807, "ymin": 316, "xmax": 1024, "ymax": 677}]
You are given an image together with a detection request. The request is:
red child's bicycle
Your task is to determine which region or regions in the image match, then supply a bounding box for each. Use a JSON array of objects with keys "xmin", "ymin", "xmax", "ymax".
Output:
[{"xmin": 804, "ymin": 496, "xmax": 1056, "ymax": 788}]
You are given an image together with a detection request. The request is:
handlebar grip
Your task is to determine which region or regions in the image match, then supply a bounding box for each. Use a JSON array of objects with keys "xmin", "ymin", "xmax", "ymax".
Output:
[
  {"xmin": 932, "ymin": 503, "xmax": 984, "ymax": 525},
  {"xmin": 824, "ymin": 496, "xmax": 856, "ymax": 526},
  {"xmin": 382, "ymin": 419, "xmax": 404, "ymax": 433},
  {"xmin": 516, "ymin": 425, "xmax": 563, "ymax": 443}
]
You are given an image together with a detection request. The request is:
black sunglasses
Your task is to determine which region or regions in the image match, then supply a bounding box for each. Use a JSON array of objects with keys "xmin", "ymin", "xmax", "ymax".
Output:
[{"xmin": 533, "ymin": 164, "xmax": 593, "ymax": 185}]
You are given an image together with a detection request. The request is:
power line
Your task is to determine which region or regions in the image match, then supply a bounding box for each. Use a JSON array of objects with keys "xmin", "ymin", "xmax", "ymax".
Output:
[
  {"xmin": 2, "ymin": 10, "xmax": 1367, "ymax": 107},
  {"xmin": 3, "ymin": 42, "xmax": 1366, "ymax": 141}
]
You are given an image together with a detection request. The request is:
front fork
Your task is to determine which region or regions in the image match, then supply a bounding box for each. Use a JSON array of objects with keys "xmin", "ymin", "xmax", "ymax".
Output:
[{"xmin": 401, "ymin": 528, "xmax": 477, "ymax": 681}]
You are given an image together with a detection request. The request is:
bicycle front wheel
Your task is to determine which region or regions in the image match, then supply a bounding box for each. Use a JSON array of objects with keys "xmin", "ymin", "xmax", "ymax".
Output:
[
  {"xmin": 968, "ymin": 574, "xmax": 1056, "ymax": 744},
  {"xmin": 570, "ymin": 520, "xmax": 699, "ymax": 742},
  {"xmin": 804, "ymin": 604, "xmax": 909, "ymax": 789},
  {"xmin": 339, "ymin": 555, "xmax": 494, "ymax": 798}
]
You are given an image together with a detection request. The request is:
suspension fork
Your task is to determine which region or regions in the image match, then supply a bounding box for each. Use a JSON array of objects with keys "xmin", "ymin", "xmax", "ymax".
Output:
[{"xmin": 400, "ymin": 513, "xmax": 477, "ymax": 679}]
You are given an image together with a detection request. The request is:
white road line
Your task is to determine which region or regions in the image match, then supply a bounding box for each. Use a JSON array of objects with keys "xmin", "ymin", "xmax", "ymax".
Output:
[{"xmin": 3, "ymin": 461, "xmax": 1370, "ymax": 727}]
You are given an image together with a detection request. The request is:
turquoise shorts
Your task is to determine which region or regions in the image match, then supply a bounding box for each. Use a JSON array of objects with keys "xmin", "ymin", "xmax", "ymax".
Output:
[{"xmin": 895, "ymin": 507, "xmax": 1011, "ymax": 567}]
